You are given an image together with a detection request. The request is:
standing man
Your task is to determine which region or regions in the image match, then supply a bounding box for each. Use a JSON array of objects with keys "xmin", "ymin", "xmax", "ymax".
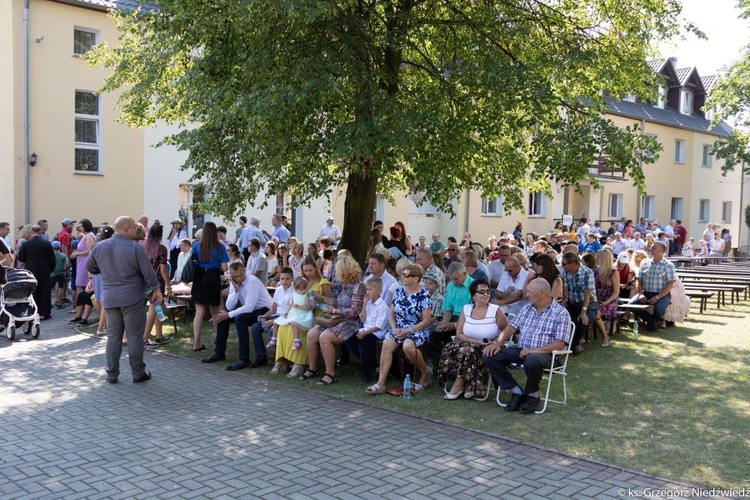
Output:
[
  {"xmin": 17, "ymin": 225, "xmax": 55, "ymax": 320},
  {"xmin": 57, "ymin": 218, "xmax": 76, "ymax": 258},
  {"xmin": 234, "ymin": 216, "xmax": 247, "ymax": 244},
  {"xmin": 264, "ymin": 214, "xmax": 290, "ymax": 244},
  {"xmin": 37, "ymin": 219, "xmax": 49, "ymax": 241},
  {"xmin": 635, "ymin": 217, "xmax": 648, "ymax": 235},
  {"xmin": 629, "ymin": 241, "xmax": 675, "ymax": 331},
  {"xmin": 138, "ymin": 215, "xmax": 150, "ymax": 233},
  {"xmin": 673, "ymin": 220, "xmax": 688, "ymax": 256},
  {"xmin": 202, "ymin": 263, "xmax": 273, "ymax": 370},
  {"xmin": 239, "ymin": 216, "xmax": 266, "ymax": 261},
  {"xmin": 86, "ymin": 216, "xmax": 161, "ymax": 384},
  {"xmin": 318, "ymin": 215, "xmax": 342, "ymax": 247},
  {"xmin": 561, "ymin": 252, "xmax": 598, "ymax": 355},
  {"xmin": 0, "ymin": 222, "xmax": 12, "ymax": 266}
]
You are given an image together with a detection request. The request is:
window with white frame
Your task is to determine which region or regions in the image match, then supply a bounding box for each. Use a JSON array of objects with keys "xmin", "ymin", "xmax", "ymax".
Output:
[
  {"xmin": 74, "ymin": 90, "xmax": 101, "ymax": 173},
  {"xmin": 722, "ymin": 201, "xmax": 732, "ymax": 223},
  {"xmin": 481, "ymin": 196, "xmax": 503, "ymax": 216},
  {"xmin": 73, "ymin": 28, "xmax": 98, "ymax": 56},
  {"xmin": 655, "ymin": 85, "xmax": 667, "ymax": 109},
  {"xmin": 608, "ymin": 193, "xmax": 623, "ymax": 219},
  {"xmin": 680, "ymin": 90, "xmax": 693, "ymax": 115},
  {"xmin": 702, "ymin": 144, "xmax": 713, "ymax": 168},
  {"xmin": 670, "ymin": 197, "xmax": 683, "ymax": 220},
  {"xmin": 528, "ymin": 192, "xmax": 547, "ymax": 217},
  {"xmin": 642, "ymin": 195, "xmax": 656, "ymax": 220},
  {"xmin": 622, "ymin": 93, "xmax": 636, "ymax": 102},
  {"xmin": 705, "ymin": 107, "xmax": 714, "ymax": 121},
  {"xmin": 674, "ymin": 139, "xmax": 686, "ymax": 164},
  {"xmin": 699, "ymin": 199, "xmax": 710, "ymax": 223}
]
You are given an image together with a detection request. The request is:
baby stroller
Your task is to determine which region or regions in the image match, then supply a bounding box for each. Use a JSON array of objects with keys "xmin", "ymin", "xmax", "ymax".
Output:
[{"xmin": 1, "ymin": 268, "xmax": 41, "ymax": 340}]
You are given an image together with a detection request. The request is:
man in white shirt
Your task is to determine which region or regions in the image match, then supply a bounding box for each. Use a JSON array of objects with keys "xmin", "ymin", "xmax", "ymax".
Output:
[
  {"xmin": 664, "ymin": 220, "xmax": 676, "ymax": 255},
  {"xmin": 576, "ymin": 217, "xmax": 591, "ymax": 241},
  {"xmin": 611, "ymin": 232, "xmax": 628, "ymax": 256},
  {"xmin": 494, "ymin": 256, "xmax": 529, "ymax": 316},
  {"xmin": 246, "ymin": 238, "xmax": 268, "ymax": 283},
  {"xmin": 489, "ymin": 245, "xmax": 511, "ymax": 290},
  {"xmin": 202, "ymin": 263, "xmax": 273, "ymax": 370},
  {"xmin": 628, "ymin": 232, "xmax": 646, "ymax": 251},
  {"xmin": 364, "ymin": 252, "xmax": 397, "ymax": 304},
  {"xmin": 249, "ymin": 267, "xmax": 295, "ymax": 367},
  {"xmin": 318, "ymin": 215, "xmax": 342, "ymax": 247},
  {"xmin": 344, "ymin": 278, "xmax": 390, "ymax": 383}
]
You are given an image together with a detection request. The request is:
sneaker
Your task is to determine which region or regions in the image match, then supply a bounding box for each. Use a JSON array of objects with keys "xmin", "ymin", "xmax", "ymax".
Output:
[
  {"xmin": 291, "ymin": 338, "xmax": 302, "ymax": 351},
  {"xmin": 266, "ymin": 338, "xmax": 277, "ymax": 349},
  {"xmin": 67, "ymin": 317, "xmax": 82, "ymax": 323},
  {"xmin": 155, "ymin": 336, "xmax": 172, "ymax": 344},
  {"xmin": 96, "ymin": 329, "xmax": 107, "ymax": 336},
  {"xmin": 144, "ymin": 340, "xmax": 158, "ymax": 347},
  {"xmin": 62, "ymin": 298, "xmax": 72, "ymax": 304}
]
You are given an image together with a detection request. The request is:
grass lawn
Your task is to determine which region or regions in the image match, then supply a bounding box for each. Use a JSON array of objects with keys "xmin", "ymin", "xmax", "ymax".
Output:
[{"xmin": 80, "ymin": 300, "xmax": 750, "ymax": 488}]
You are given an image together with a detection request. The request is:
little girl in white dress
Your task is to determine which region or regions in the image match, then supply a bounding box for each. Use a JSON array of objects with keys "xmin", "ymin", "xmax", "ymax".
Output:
[{"xmin": 268, "ymin": 277, "xmax": 315, "ymax": 351}]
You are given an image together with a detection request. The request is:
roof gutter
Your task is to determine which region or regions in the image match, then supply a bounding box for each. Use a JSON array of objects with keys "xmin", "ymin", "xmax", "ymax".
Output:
[{"xmin": 23, "ymin": 0, "xmax": 31, "ymax": 224}]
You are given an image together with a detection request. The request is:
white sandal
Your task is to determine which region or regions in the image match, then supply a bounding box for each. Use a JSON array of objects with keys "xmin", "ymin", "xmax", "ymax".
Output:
[{"xmin": 365, "ymin": 383, "xmax": 385, "ymax": 394}]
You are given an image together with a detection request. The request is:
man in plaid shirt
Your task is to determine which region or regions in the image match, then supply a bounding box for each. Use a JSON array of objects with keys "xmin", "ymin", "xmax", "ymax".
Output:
[
  {"xmin": 628, "ymin": 241, "xmax": 675, "ymax": 331},
  {"xmin": 561, "ymin": 252, "xmax": 598, "ymax": 355},
  {"xmin": 483, "ymin": 279, "xmax": 571, "ymax": 415}
]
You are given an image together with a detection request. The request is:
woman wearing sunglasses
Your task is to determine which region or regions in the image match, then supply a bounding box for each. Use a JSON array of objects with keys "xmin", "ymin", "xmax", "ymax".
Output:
[{"xmin": 438, "ymin": 278, "xmax": 508, "ymax": 400}]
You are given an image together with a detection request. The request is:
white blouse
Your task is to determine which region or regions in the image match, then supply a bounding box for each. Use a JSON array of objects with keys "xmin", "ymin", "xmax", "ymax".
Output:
[{"xmin": 461, "ymin": 303, "xmax": 501, "ymax": 341}]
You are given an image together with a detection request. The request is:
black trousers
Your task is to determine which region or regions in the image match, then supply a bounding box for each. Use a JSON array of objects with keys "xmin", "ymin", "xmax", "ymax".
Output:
[{"xmin": 483, "ymin": 346, "xmax": 552, "ymax": 395}]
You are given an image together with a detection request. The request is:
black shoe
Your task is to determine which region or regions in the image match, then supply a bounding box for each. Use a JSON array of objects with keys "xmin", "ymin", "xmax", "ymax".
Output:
[
  {"xmin": 504, "ymin": 393, "xmax": 526, "ymax": 412},
  {"xmin": 336, "ymin": 353, "xmax": 350, "ymax": 367},
  {"xmin": 519, "ymin": 396, "xmax": 541, "ymax": 415},
  {"xmin": 226, "ymin": 360, "xmax": 250, "ymax": 371},
  {"xmin": 359, "ymin": 373, "xmax": 372, "ymax": 384},
  {"xmin": 106, "ymin": 377, "xmax": 118, "ymax": 384},
  {"xmin": 201, "ymin": 353, "xmax": 225, "ymax": 363},
  {"xmin": 250, "ymin": 357, "xmax": 268, "ymax": 368},
  {"xmin": 132, "ymin": 372, "xmax": 151, "ymax": 383},
  {"xmin": 572, "ymin": 345, "xmax": 584, "ymax": 355},
  {"xmin": 41, "ymin": 315, "xmax": 51, "ymax": 321},
  {"xmin": 68, "ymin": 317, "xmax": 82, "ymax": 324}
]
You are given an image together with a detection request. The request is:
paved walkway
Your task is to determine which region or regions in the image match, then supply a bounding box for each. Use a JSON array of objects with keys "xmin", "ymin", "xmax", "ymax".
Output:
[{"xmin": 0, "ymin": 314, "xmax": 710, "ymax": 499}]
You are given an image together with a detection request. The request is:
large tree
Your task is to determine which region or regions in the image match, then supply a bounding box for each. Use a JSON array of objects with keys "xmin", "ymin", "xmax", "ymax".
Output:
[{"xmin": 91, "ymin": 0, "xmax": 690, "ymax": 263}]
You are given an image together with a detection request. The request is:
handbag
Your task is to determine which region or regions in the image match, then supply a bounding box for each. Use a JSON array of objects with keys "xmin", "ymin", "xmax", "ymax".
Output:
[
  {"xmin": 180, "ymin": 250, "xmax": 198, "ymax": 283},
  {"xmin": 315, "ymin": 313, "xmax": 344, "ymax": 329}
]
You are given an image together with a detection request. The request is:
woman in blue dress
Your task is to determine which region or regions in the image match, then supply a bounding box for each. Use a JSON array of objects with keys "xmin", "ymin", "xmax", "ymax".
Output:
[{"xmin": 365, "ymin": 263, "xmax": 432, "ymax": 394}]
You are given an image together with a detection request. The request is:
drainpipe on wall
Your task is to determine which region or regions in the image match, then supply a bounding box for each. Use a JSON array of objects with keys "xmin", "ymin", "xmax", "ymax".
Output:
[
  {"xmin": 23, "ymin": 0, "xmax": 31, "ymax": 224},
  {"xmin": 635, "ymin": 118, "xmax": 646, "ymax": 221}
]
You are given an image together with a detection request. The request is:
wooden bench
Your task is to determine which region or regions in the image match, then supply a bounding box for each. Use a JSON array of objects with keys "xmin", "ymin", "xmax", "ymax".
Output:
[{"xmin": 684, "ymin": 290, "xmax": 714, "ymax": 314}]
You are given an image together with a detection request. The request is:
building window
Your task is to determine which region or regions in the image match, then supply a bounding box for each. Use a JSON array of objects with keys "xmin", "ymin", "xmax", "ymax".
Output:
[
  {"xmin": 655, "ymin": 85, "xmax": 667, "ymax": 109},
  {"xmin": 528, "ymin": 193, "xmax": 547, "ymax": 217},
  {"xmin": 680, "ymin": 90, "xmax": 693, "ymax": 115},
  {"xmin": 642, "ymin": 196, "xmax": 656, "ymax": 220},
  {"xmin": 74, "ymin": 90, "xmax": 100, "ymax": 173},
  {"xmin": 702, "ymin": 144, "xmax": 713, "ymax": 168},
  {"xmin": 481, "ymin": 196, "xmax": 503, "ymax": 216},
  {"xmin": 622, "ymin": 93, "xmax": 636, "ymax": 103},
  {"xmin": 699, "ymin": 199, "xmax": 710, "ymax": 223},
  {"xmin": 722, "ymin": 201, "xmax": 732, "ymax": 223},
  {"xmin": 671, "ymin": 197, "xmax": 683, "ymax": 220},
  {"xmin": 73, "ymin": 28, "xmax": 98, "ymax": 56},
  {"xmin": 674, "ymin": 139, "xmax": 686, "ymax": 164},
  {"xmin": 608, "ymin": 193, "xmax": 623, "ymax": 219}
]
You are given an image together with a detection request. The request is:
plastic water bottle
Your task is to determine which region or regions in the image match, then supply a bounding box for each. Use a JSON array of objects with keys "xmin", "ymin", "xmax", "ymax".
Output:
[
  {"xmin": 633, "ymin": 319, "xmax": 639, "ymax": 335},
  {"xmin": 155, "ymin": 303, "xmax": 167, "ymax": 322},
  {"xmin": 403, "ymin": 374, "xmax": 412, "ymax": 400}
]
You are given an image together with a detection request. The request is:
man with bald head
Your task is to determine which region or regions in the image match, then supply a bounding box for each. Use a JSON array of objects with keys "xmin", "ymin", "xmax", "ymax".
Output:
[
  {"xmin": 493, "ymin": 256, "xmax": 528, "ymax": 316},
  {"xmin": 483, "ymin": 279, "xmax": 572, "ymax": 414},
  {"xmin": 87, "ymin": 216, "xmax": 162, "ymax": 384}
]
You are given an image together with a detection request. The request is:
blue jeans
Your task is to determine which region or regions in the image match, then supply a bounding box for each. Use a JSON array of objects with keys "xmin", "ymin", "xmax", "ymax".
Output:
[
  {"xmin": 250, "ymin": 320, "xmax": 269, "ymax": 359},
  {"xmin": 629, "ymin": 292, "xmax": 671, "ymax": 329}
]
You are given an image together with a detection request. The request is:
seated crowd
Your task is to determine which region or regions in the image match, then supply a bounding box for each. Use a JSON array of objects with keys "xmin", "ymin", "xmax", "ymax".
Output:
[{"xmin": 11, "ymin": 212, "xmax": 695, "ymax": 414}]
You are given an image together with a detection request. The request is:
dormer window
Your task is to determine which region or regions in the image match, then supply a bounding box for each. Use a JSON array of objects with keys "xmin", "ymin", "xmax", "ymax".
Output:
[
  {"xmin": 622, "ymin": 93, "xmax": 636, "ymax": 103},
  {"xmin": 655, "ymin": 86, "xmax": 666, "ymax": 109},
  {"xmin": 680, "ymin": 90, "xmax": 693, "ymax": 115}
]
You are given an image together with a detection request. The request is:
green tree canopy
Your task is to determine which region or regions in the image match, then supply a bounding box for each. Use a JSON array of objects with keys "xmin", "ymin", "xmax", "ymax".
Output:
[{"xmin": 90, "ymin": 0, "xmax": 691, "ymax": 262}]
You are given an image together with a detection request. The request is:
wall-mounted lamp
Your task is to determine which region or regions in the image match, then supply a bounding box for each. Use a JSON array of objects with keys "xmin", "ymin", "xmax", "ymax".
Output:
[{"xmin": 29, "ymin": 152, "xmax": 38, "ymax": 167}]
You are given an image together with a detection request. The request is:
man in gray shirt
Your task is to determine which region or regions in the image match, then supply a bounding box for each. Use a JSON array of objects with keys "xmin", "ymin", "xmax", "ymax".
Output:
[{"xmin": 87, "ymin": 216, "xmax": 162, "ymax": 384}]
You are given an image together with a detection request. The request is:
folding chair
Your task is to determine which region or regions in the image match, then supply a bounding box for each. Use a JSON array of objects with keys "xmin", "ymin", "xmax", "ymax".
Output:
[{"xmin": 496, "ymin": 320, "xmax": 575, "ymax": 414}]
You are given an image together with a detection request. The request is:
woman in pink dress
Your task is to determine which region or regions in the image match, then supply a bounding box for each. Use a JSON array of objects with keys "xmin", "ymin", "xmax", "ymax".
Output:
[{"xmin": 72, "ymin": 219, "xmax": 96, "ymax": 295}]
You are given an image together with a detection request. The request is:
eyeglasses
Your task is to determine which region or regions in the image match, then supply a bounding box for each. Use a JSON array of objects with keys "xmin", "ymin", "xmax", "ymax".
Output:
[
  {"xmin": 447, "ymin": 248, "xmax": 458, "ymax": 252},
  {"xmin": 475, "ymin": 289, "xmax": 490, "ymax": 295},
  {"xmin": 402, "ymin": 272, "xmax": 417, "ymax": 278}
]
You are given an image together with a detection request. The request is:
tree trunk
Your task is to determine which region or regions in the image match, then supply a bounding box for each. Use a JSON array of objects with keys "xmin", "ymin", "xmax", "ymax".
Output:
[{"xmin": 340, "ymin": 171, "xmax": 378, "ymax": 266}]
